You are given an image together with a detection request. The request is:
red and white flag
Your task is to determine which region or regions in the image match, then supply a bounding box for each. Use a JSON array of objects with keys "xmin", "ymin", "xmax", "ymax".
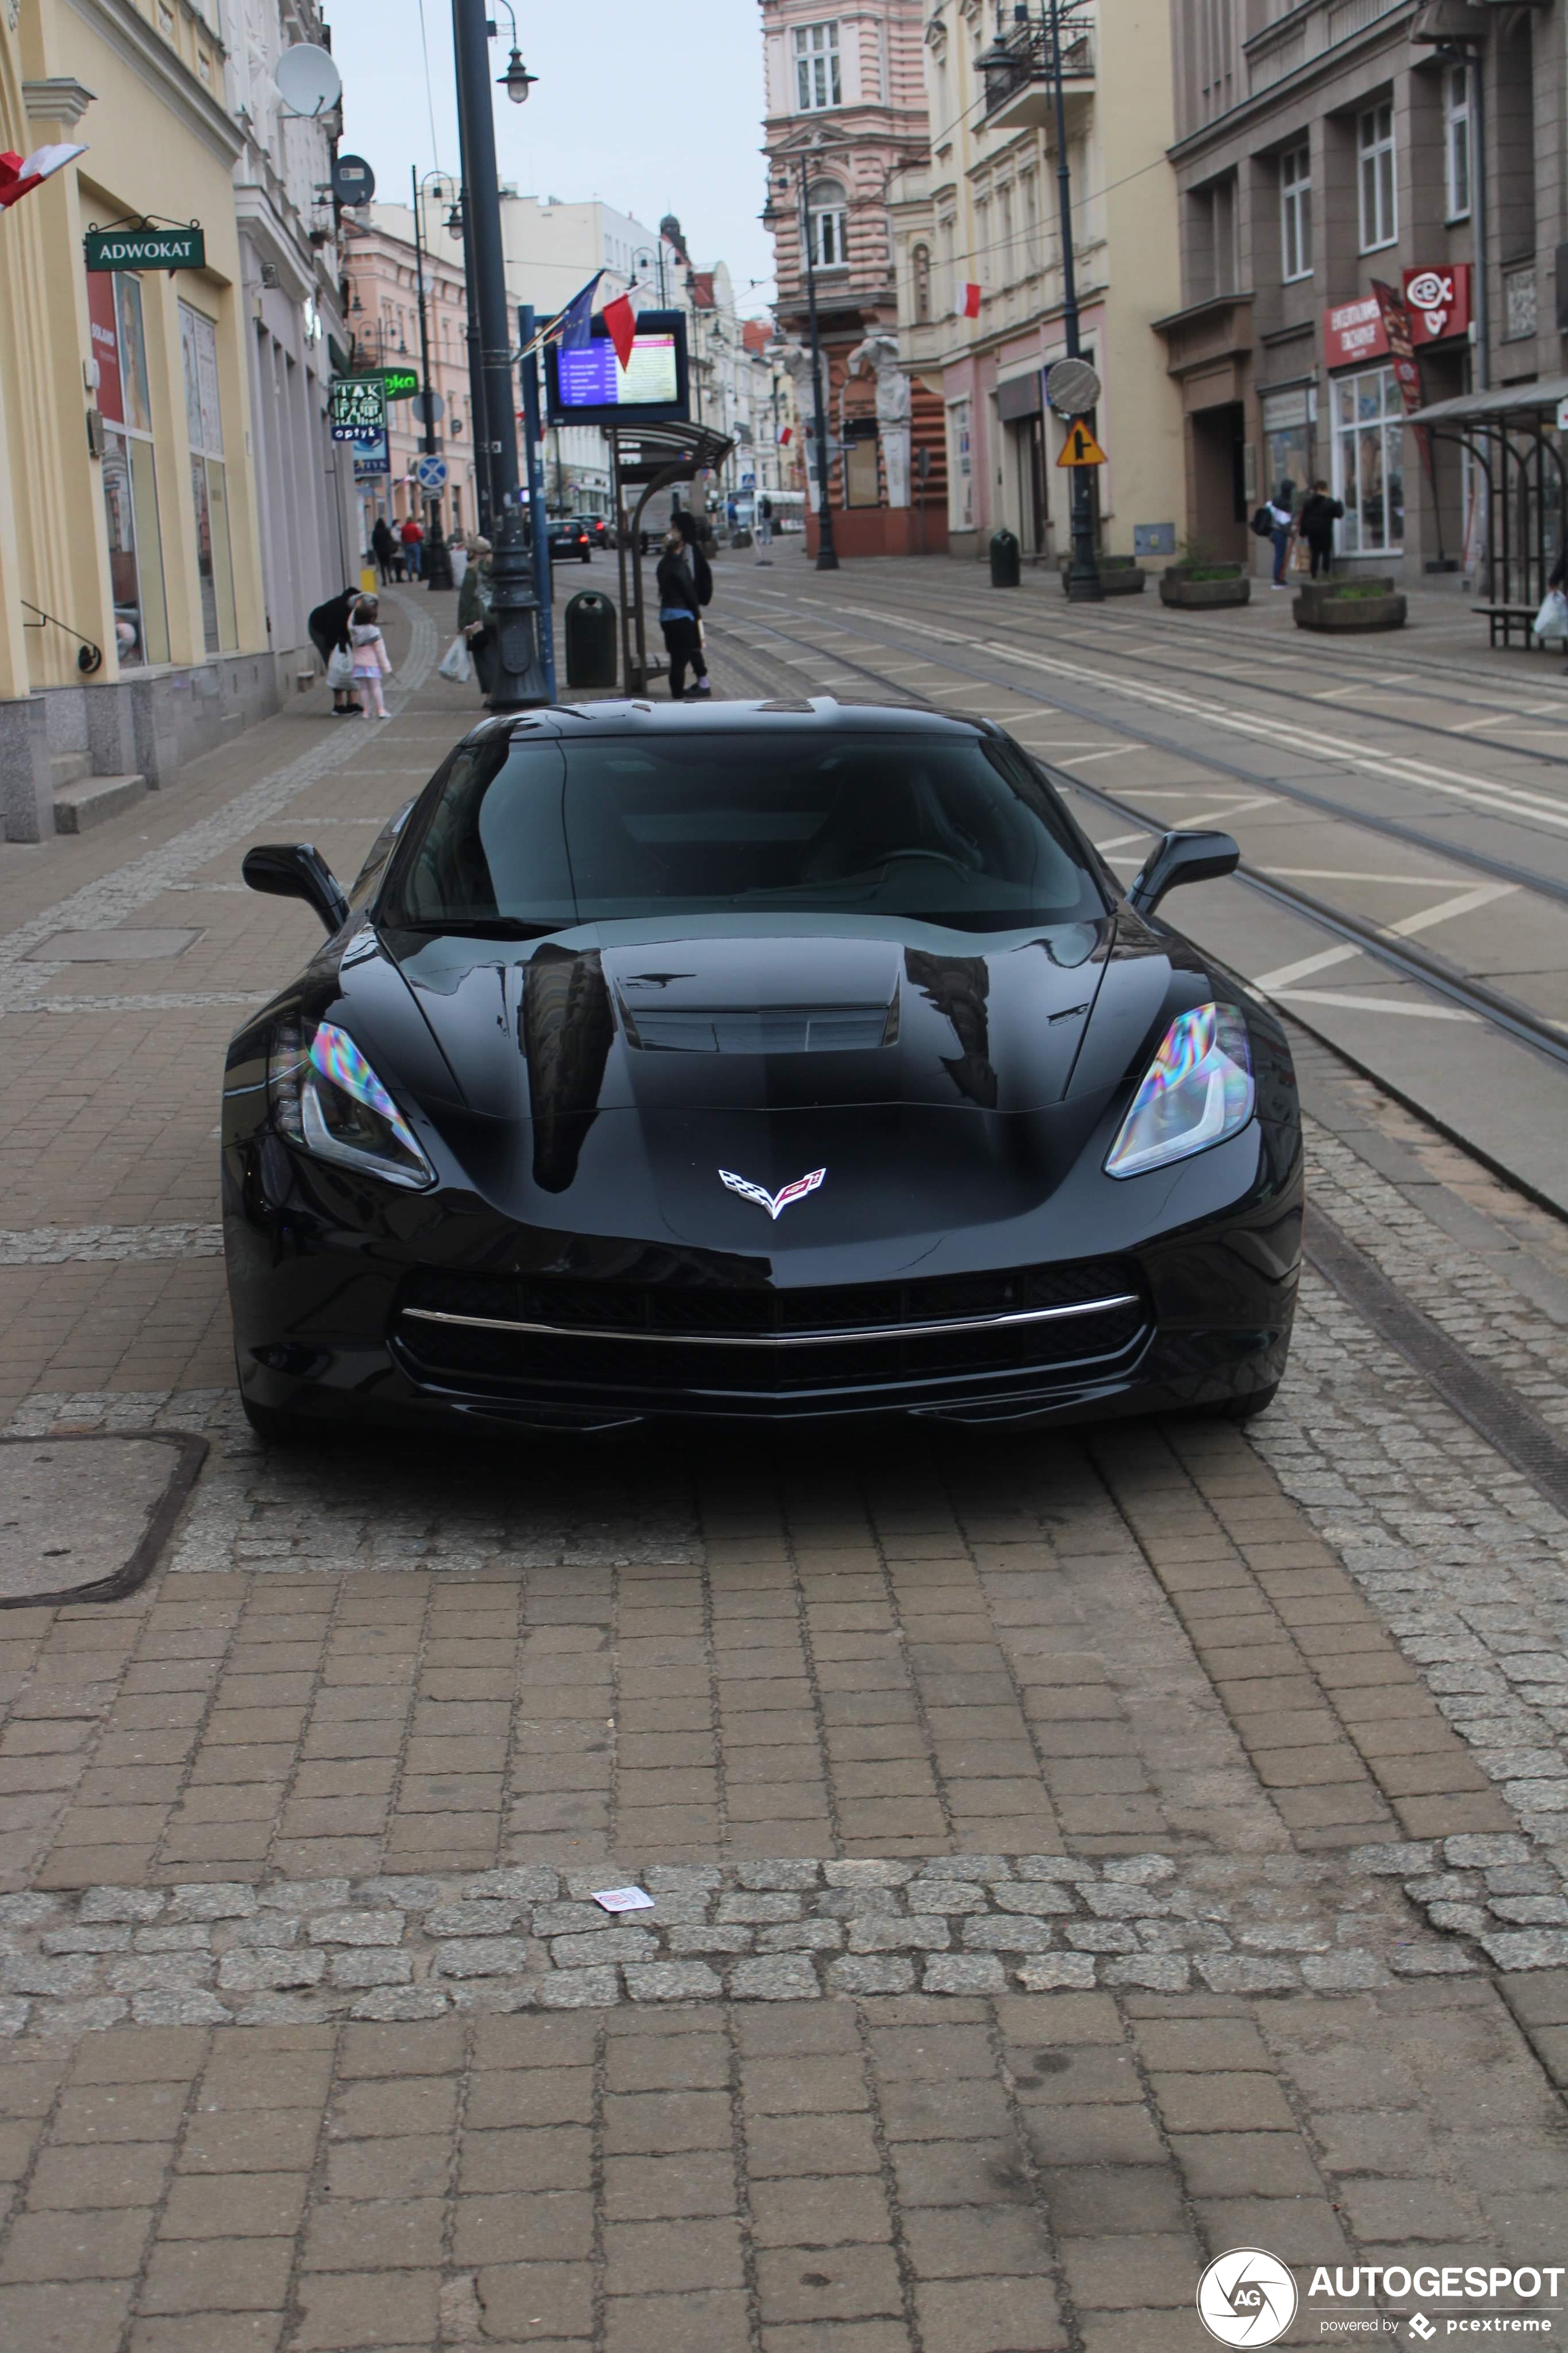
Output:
[
  {"xmin": 958, "ymin": 282, "xmax": 982, "ymax": 319},
  {"xmin": 0, "ymin": 143, "xmax": 86, "ymax": 211},
  {"xmin": 778, "ymin": 424, "xmax": 793, "ymax": 446}
]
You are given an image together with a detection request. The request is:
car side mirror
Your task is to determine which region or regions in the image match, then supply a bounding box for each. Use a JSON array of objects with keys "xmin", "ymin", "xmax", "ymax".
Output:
[
  {"xmin": 1127, "ymin": 830, "xmax": 1241, "ymax": 920},
  {"xmin": 242, "ymin": 843, "xmax": 351, "ymax": 936}
]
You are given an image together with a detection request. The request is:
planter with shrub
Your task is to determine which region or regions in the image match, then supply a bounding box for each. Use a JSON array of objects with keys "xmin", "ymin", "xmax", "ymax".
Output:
[
  {"xmin": 1158, "ymin": 562, "xmax": 1251, "ymax": 609},
  {"xmin": 1058, "ymin": 552, "xmax": 1146, "ymax": 596},
  {"xmin": 1293, "ymin": 575, "xmax": 1406, "ymax": 631}
]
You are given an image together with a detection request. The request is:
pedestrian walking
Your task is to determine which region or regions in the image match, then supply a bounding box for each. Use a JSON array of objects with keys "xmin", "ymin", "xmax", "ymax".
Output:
[
  {"xmin": 307, "ymin": 585, "xmax": 362, "ymax": 717},
  {"xmin": 371, "ymin": 516, "xmax": 397, "ymax": 586},
  {"xmin": 1299, "ymin": 480, "xmax": 1343, "ymax": 579},
  {"xmin": 457, "ymin": 537, "xmax": 496, "ymax": 700},
  {"xmin": 1267, "ymin": 483, "xmax": 1295, "ymax": 590},
  {"xmin": 657, "ymin": 520, "xmax": 712, "ymax": 700},
  {"xmin": 401, "ymin": 514, "xmax": 425, "ymax": 579},
  {"xmin": 348, "ymin": 594, "xmax": 394, "ymax": 719},
  {"xmin": 756, "ymin": 493, "xmax": 774, "ymax": 556}
]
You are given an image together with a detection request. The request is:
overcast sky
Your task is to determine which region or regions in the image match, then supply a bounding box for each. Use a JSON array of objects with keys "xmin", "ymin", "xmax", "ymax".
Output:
[{"xmin": 329, "ymin": 0, "xmax": 775, "ymax": 313}]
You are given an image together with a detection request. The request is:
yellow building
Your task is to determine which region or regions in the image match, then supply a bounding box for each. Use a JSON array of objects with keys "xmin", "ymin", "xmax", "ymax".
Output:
[
  {"xmin": 1, "ymin": 0, "xmax": 275, "ymax": 840},
  {"xmin": 890, "ymin": 0, "xmax": 1184, "ymax": 569}
]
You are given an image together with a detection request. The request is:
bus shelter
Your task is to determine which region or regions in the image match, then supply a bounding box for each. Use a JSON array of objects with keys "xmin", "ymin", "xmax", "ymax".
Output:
[
  {"xmin": 607, "ymin": 422, "xmax": 735, "ymax": 693},
  {"xmin": 1404, "ymin": 377, "xmax": 1568, "ymax": 622}
]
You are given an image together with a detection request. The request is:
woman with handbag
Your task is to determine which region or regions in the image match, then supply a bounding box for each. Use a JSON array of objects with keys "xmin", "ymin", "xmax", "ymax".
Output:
[
  {"xmin": 457, "ymin": 537, "xmax": 496, "ymax": 700},
  {"xmin": 308, "ymin": 587, "xmax": 361, "ymax": 717}
]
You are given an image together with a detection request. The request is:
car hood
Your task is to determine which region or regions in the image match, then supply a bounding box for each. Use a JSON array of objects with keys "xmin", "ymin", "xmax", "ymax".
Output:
[{"xmin": 306, "ymin": 913, "xmax": 1203, "ymax": 1251}]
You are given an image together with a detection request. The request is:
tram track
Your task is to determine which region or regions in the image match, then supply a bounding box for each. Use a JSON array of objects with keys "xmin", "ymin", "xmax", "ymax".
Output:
[{"xmin": 708, "ymin": 599, "xmax": 1568, "ymax": 1082}]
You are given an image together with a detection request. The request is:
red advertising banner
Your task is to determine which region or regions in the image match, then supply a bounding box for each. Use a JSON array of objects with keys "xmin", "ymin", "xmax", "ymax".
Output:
[
  {"xmin": 1371, "ymin": 278, "xmax": 1433, "ymax": 477},
  {"xmin": 85, "ymin": 268, "xmax": 123, "ymax": 427},
  {"xmin": 1324, "ymin": 294, "xmax": 1388, "ymax": 369},
  {"xmin": 1402, "ymin": 264, "xmax": 1473, "ymax": 345}
]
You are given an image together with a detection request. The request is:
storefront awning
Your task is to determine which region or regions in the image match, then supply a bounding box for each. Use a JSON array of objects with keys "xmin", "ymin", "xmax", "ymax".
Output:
[{"xmin": 1404, "ymin": 377, "xmax": 1568, "ymax": 425}]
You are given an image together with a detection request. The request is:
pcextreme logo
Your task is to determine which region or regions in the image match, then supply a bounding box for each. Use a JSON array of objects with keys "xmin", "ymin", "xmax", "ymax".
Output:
[{"xmin": 1197, "ymin": 2249, "xmax": 1299, "ymax": 2346}]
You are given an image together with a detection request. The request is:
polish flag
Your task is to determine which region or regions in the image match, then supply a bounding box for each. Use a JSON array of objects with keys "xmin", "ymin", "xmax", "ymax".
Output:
[
  {"xmin": 778, "ymin": 424, "xmax": 793, "ymax": 445},
  {"xmin": 601, "ymin": 289, "xmax": 638, "ymax": 372},
  {"xmin": 0, "ymin": 143, "xmax": 86, "ymax": 210},
  {"xmin": 958, "ymin": 282, "xmax": 982, "ymax": 319}
]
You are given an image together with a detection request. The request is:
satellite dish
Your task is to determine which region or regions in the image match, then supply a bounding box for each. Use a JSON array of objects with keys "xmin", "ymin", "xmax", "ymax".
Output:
[
  {"xmin": 275, "ymin": 43, "xmax": 343, "ymax": 119},
  {"xmin": 1045, "ymin": 357, "xmax": 1102, "ymax": 419}
]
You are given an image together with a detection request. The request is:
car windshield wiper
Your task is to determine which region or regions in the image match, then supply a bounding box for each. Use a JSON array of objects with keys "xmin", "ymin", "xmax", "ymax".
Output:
[{"xmin": 382, "ymin": 916, "xmax": 564, "ymax": 940}]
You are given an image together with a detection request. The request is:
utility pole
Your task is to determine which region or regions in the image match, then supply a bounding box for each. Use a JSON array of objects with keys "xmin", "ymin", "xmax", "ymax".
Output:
[
  {"xmin": 516, "ymin": 304, "xmax": 556, "ymax": 700},
  {"xmin": 411, "ymin": 169, "xmax": 453, "ymax": 590},
  {"xmin": 1048, "ymin": 0, "xmax": 1101, "ymax": 601},
  {"xmin": 451, "ymin": 0, "xmax": 547, "ymax": 704},
  {"xmin": 788, "ymin": 151, "xmax": 838, "ymax": 572}
]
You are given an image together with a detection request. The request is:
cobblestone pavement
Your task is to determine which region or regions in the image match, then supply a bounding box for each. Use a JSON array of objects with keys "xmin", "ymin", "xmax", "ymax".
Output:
[{"xmin": 0, "ymin": 581, "xmax": 1566, "ymax": 2347}]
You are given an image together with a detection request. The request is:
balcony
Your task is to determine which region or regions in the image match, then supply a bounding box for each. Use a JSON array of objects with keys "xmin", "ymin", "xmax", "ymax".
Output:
[{"xmin": 979, "ymin": 9, "xmax": 1095, "ymax": 135}]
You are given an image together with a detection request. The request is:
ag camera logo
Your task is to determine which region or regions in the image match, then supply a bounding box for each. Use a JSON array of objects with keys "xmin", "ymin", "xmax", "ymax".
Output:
[{"xmin": 1197, "ymin": 2249, "xmax": 1299, "ymax": 2346}]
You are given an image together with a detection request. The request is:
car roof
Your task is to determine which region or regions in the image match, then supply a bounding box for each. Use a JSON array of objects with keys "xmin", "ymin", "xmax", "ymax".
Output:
[{"xmin": 465, "ymin": 700, "xmax": 998, "ymax": 745}]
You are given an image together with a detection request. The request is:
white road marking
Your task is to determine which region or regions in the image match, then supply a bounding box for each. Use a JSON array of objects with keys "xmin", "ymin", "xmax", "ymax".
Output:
[
  {"xmin": 1259, "ymin": 869, "xmax": 1464, "ymax": 885},
  {"xmin": 1270, "ymin": 988, "xmax": 1478, "ymax": 1021},
  {"xmin": 1383, "ymin": 882, "xmax": 1517, "ymax": 938},
  {"xmin": 1091, "ymin": 832, "xmax": 1151, "ymax": 853},
  {"xmin": 1059, "ymin": 746, "xmax": 1136, "ymax": 764},
  {"xmin": 1254, "ymin": 943, "xmax": 1363, "ymax": 990}
]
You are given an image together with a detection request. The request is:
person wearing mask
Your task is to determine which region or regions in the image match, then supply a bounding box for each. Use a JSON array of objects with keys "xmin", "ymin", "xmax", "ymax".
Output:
[
  {"xmin": 400, "ymin": 513, "xmax": 425, "ymax": 579},
  {"xmin": 307, "ymin": 585, "xmax": 362, "ymax": 717},
  {"xmin": 1298, "ymin": 481, "xmax": 1344, "ymax": 580},
  {"xmin": 457, "ymin": 537, "xmax": 496, "ymax": 699},
  {"xmin": 371, "ymin": 516, "xmax": 397, "ymax": 587},
  {"xmin": 657, "ymin": 520, "xmax": 712, "ymax": 699},
  {"xmin": 1267, "ymin": 483, "xmax": 1296, "ymax": 590}
]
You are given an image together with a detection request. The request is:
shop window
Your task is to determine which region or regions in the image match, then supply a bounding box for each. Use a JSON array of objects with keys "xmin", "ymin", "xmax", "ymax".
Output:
[
  {"xmin": 1332, "ymin": 366, "xmax": 1404, "ymax": 553},
  {"xmin": 180, "ymin": 303, "xmax": 237, "ymax": 655},
  {"xmin": 86, "ymin": 270, "xmax": 169, "ymax": 668},
  {"xmin": 1357, "ymin": 102, "xmax": 1396, "ymax": 253},
  {"xmin": 1262, "ymin": 388, "xmax": 1312, "ymax": 512},
  {"xmin": 1280, "ymin": 146, "xmax": 1312, "ymax": 283}
]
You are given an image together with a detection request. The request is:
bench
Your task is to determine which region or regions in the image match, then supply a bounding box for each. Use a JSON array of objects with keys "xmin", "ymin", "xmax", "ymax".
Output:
[{"xmin": 1472, "ymin": 603, "xmax": 1553, "ymax": 649}]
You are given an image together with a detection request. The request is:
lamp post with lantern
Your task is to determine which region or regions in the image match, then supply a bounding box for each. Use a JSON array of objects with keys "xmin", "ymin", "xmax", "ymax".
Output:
[{"xmin": 411, "ymin": 166, "xmax": 454, "ymax": 589}]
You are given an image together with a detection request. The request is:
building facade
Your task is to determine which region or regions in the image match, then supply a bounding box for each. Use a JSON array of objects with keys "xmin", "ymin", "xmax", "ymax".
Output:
[
  {"xmin": 890, "ymin": 0, "xmax": 1184, "ymax": 566},
  {"xmin": 1156, "ymin": 0, "xmax": 1568, "ymax": 588},
  {"xmin": 345, "ymin": 199, "xmax": 473, "ymax": 547},
  {"xmin": 760, "ymin": 0, "xmax": 949, "ymax": 554},
  {"xmin": 1, "ymin": 0, "xmax": 285, "ymax": 842}
]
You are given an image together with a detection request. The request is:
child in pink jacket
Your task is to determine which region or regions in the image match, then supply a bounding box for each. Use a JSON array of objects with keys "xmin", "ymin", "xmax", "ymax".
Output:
[{"xmin": 349, "ymin": 596, "xmax": 393, "ymax": 719}]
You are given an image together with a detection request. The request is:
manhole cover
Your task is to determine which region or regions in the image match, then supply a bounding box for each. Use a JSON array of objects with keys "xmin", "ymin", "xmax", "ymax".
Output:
[
  {"xmin": 0, "ymin": 1434, "xmax": 207, "ymax": 1607},
  {"xmin": 26, "ymin": 930, "xmax": 203, "ymax": 963}
]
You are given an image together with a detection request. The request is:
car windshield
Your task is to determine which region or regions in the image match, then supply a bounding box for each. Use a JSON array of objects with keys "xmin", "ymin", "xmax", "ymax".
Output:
[{"xmin": 378, "ymin": 728, "xmax": 1108, "ymax": 935}]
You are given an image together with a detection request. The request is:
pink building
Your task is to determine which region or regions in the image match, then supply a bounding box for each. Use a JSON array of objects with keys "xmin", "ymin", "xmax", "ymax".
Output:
[{"xmin": 340, "ymin": 198, "xmax": 475, "ymax": 552}]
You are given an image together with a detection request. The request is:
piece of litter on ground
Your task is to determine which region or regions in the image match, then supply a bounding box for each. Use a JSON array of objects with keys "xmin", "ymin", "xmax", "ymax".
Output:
[{"xmin": 593, "ymin": 1887, "xmax": 654, "ymax": 1913}]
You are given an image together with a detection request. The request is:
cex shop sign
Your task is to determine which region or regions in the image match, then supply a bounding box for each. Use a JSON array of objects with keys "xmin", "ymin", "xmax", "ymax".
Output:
[
  {"xmin": 1324, "ymin": 295, "xmax": 1388, "ymax": 367},
  {"xmin": 1403, "ymin": 264, "xmax": 1473, "ymax": 343}
]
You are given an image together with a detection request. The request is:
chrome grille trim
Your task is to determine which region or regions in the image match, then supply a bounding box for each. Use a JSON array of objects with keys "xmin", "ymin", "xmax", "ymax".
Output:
[{"xmin": 400, "ymin": 1294, "xmax": 1142, "ymax": 1352}]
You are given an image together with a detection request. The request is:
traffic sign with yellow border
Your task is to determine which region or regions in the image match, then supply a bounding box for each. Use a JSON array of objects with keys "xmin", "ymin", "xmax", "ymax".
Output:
[{"xmin": 1057, "ymin": 422, "xmax": 1107, "ymax": 468}]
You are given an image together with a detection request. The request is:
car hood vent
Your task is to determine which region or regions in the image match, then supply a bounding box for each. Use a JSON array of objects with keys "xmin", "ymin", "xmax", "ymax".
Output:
[{"xmin": 619, "ymin": 1002, "xmax": 897, "ymax": 1055}]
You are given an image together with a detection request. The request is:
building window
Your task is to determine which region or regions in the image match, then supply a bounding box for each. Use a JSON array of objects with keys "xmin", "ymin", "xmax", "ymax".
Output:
[
  {"xmin": 1357, "ymin": 102, "xmax": 1396, "ymax": 253},
  {"xmin": 1020, "ymin": 172, "xmax": 1040, "ymax": 274},
  {"xmin": 86, "ymin": 270, "xmax": 169, "ymax": 668},
  {"xmin": 1444, "ymin": 65, "xmax": 1471, "ymax": 220},
  {"xmin": 807, "ymin": 179, "xmax": 848, "ymax": 270},
  {"xmin": 1280, "ymin": 144, "xmax": 1311, "ymax": 283},
  {"xmin": 1332, "ymin": 366, "xmax": 1404, "ymax": 553},
  {"xmin": 948, "ymin": 396, "xmax": 973, "ymax": 532},
  {"xmin": 912, "ymin": 243, "xmax": 932, "ymax": 323},
  {"xmin": 180, "ymin": 302, "xmax": 237, "ymax": 655},
  {"xmin": 794, "ymin": 20, "xmax": 841, "ymax": 111}
]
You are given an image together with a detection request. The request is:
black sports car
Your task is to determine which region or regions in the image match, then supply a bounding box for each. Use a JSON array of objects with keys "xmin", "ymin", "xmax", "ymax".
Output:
[{"xmin": 225, "ymin": 702, "xmax": 1301, "ymax": 1440}]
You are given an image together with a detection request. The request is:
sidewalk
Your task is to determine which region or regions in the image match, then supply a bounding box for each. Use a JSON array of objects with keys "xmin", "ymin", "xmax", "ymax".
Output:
[{"xmin": 0, "ymin": 577, "xmax": 1564, "ymax": 2349}]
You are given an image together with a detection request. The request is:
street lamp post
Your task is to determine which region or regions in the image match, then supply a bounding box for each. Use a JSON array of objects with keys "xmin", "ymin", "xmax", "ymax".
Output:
[
  {"xmin": 769, "ymin": 151, "xmax": 839, "ymax": 571},
  {"xmin": 451, "ymin": 0, "xmax": 548, "ymax": 705},
  {"xmin": 1045, "ymin": 0, "xmax": 1101, "ymax": 601},
  {"xmin": 631, "ymin": 244, "xmax": 669, "ymax": 306},
  {"xmin": 411, "ymin": 167, "xmax": 454, "ymax": 590}
]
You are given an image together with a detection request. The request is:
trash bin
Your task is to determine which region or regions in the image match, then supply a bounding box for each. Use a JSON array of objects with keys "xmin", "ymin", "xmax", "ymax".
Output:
[
  {"xmin": 989, "ymin": 529, "xmax": 1021, "ymax": 588},
  {"xmin": 564, "ymin": 589, "xmax": 617, "ymax": 689}
]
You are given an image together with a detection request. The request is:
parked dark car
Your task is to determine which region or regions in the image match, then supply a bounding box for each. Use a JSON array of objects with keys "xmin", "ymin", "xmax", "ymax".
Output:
[
  {"xmin": 546, "ymin": 516, "xmax": 591, "ymax": 562},
  {"xmin": 225, "ymin": 702, "xmax": 1301, "ymax": 1442}
]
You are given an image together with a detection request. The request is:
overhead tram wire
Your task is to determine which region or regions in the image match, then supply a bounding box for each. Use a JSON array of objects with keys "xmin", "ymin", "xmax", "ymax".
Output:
[{"xmin": 703, "ymin": 604, "xmax": 1568, "ymax": 1074}]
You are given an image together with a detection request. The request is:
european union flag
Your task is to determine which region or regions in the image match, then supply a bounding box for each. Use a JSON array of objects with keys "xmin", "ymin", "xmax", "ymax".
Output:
[{"xmin": 557, "ymin": 270, "xmax": 604, "ymax": 350}]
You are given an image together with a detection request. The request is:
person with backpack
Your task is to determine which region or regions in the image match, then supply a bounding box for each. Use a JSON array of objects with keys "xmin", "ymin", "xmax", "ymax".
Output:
[
  {"xmin": 1299, "ymin": 480, "xmax": 1344, "ymax": 579},
  {"xmin": 657, "ymin": 519, "xmax": 713, "ymax": 699}
]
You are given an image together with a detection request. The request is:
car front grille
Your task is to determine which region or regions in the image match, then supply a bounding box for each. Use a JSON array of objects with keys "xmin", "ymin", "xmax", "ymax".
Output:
[{"xmin": 391, "ymin": 1256, "xmax": 1149, "ymax": 1404}]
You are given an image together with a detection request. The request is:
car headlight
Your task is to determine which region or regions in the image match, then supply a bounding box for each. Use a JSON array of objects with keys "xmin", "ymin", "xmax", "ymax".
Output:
[
  {"xmin": 268, "ymin": 1017, "xmax": 435, "ymax": 1190},
  {"xmin": 1105, "ymin": 1002, "xmax": 1255, "ymax": 1179}
]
